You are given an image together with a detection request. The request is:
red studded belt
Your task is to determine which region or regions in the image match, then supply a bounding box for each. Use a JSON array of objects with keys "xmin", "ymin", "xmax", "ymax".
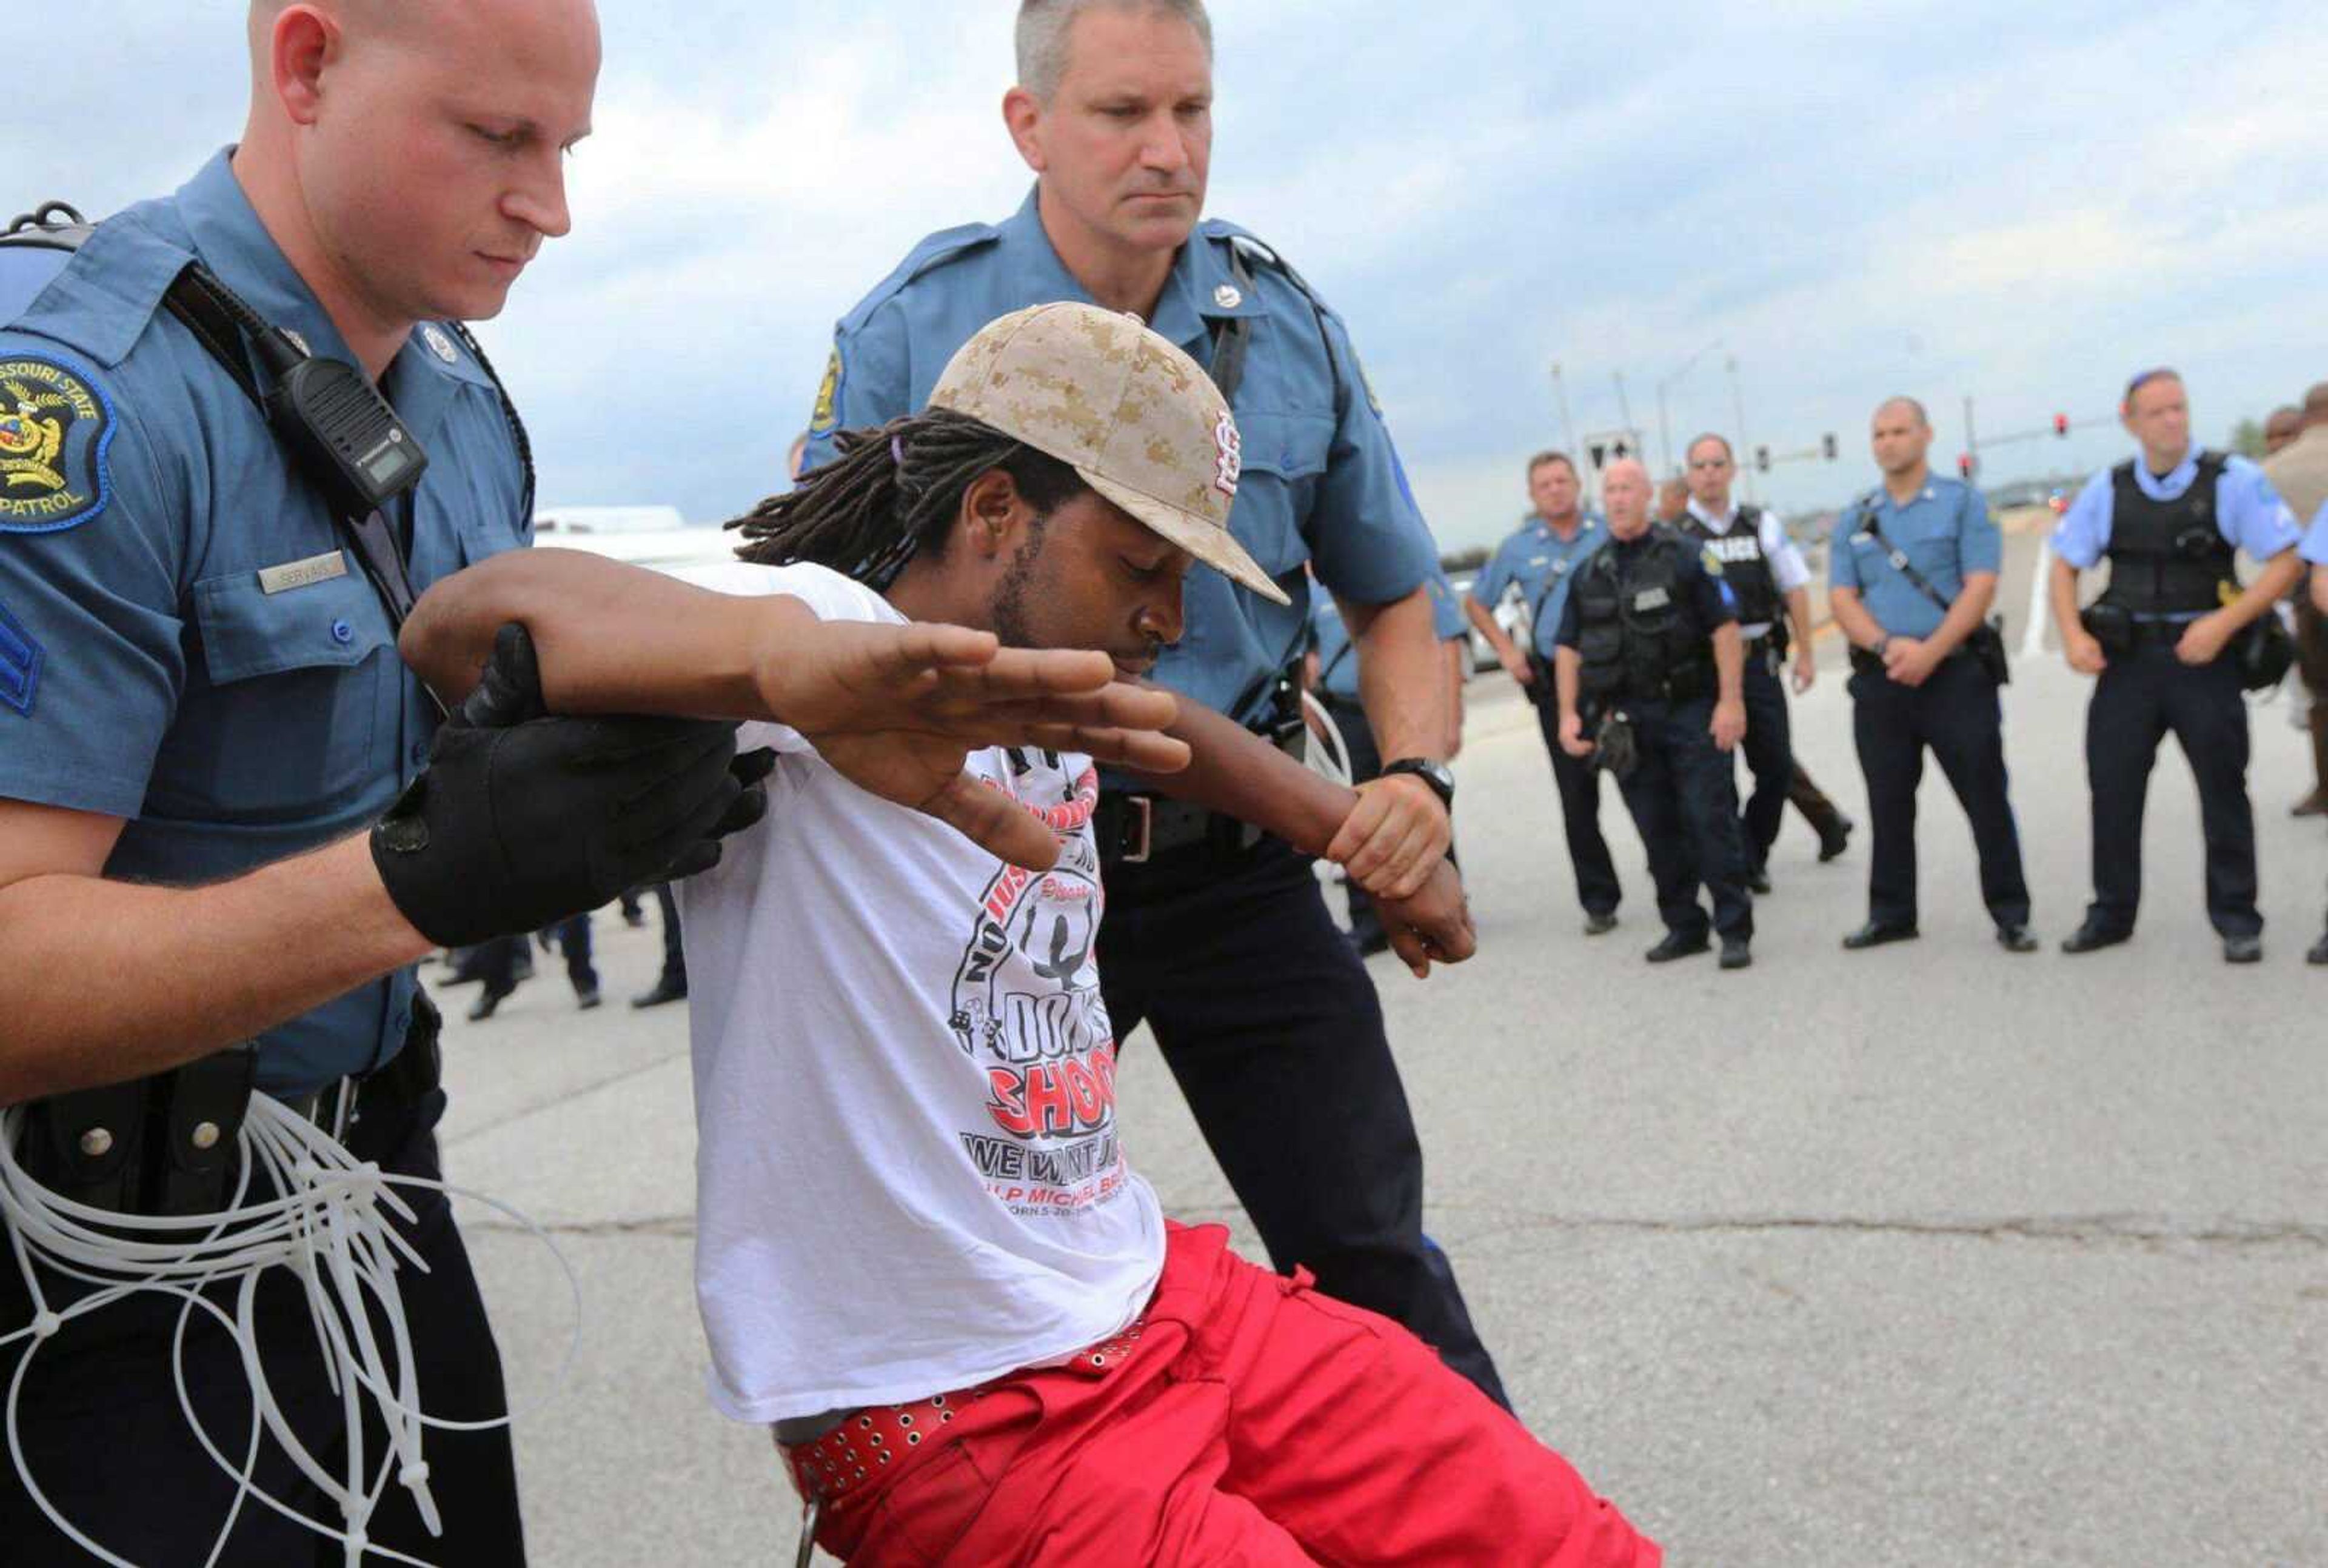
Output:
[{"xmin": 778, "ymin": 1313, "xmax": 1151, "ymax": 1509}]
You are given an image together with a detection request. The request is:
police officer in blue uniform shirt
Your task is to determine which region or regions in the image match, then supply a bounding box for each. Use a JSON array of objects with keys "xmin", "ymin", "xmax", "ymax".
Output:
[
  {"xmin": 1310, "ymin": 569, "xmax": 1467, "ymax": 956},
  {"xmin": 1828, "ymin": 398, "xmax": 2036, "ymax": 954},
  {"xmin": 0, "ymin": 5, "xmax": 765, "ymax": 1560},
  {"xmin": 1464, "ymin": 450, "xmax": 1624, "ymax": 931},
  {"xmin": 1675, "ymin": 433, "xmax": 1856, "ymax": 887},
  {"xmin": 1552, "ymin": 458, "xmax": 1755, "ymax": 969},
  {"xmin": 807, "ymin": 0, "xmax": 1507, "ymax": 1406},
  {"xmin": 2304, "ymin": 501, "xmax": 2328, "ymax": 967},
  {"xmin": 2047, "ymin": 369, "xmax": 2307, "ymax": 962}
]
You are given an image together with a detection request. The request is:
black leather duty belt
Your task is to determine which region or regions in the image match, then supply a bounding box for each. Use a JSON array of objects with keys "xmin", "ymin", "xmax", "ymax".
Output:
[{"xmin": 1094, "ymin": 793, "xmax": 1263, "ymax": 867}]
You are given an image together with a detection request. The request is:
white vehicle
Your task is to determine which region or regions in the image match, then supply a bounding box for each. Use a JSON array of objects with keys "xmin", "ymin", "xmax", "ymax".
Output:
[
  {"xmin": 1446, "ymin": 571, "xmax": 1531, "ymax": 673},
  {"xmin": 534, "ymin": 519, "xmax": 739, "ymax": 574}
]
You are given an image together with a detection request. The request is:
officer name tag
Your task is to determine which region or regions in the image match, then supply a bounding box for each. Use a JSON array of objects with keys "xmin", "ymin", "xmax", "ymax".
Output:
[
  {"xmin": 258, "ymin": 552, "xmax": 349, "ymax": 595},
  {"xmin": 1633, "ymin": 587, "xmax": 1671, "ymax": 611}
]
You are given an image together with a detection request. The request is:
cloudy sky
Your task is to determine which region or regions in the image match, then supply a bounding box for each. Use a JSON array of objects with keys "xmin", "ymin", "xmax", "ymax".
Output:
[{"xmin": 19, "ymin": 2, "xmax": 2328, "ymax": 550}]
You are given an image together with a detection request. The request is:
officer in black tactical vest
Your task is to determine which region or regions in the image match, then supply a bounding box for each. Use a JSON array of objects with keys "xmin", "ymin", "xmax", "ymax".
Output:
[
  {"xmin": 1554, "ymin": 459, "xmax": 1755, "ymax": 969},
  {"xmin": 2047, "ymin": 369, "xmax": 2306, "ymax": 962},
  {"xmin": 1676, "ymin": 433, "xmax": 1854, "ymax": 889}
]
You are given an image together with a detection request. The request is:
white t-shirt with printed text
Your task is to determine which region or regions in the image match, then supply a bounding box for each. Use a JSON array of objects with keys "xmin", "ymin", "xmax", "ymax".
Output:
[{"xmin": 672, "ymin": 561, "xmax": 1164, "ymax": 1424}]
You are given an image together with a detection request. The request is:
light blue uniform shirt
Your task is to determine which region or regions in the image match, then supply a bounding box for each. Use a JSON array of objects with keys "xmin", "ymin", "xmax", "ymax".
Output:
[
  {"xmin": 2051, "ymin": 449, "xmax": 2301, "ymax": 617},
  {"xmin": 0, "ymin": 151, "xmax": 529, "ymax": 1095},
  {"xmin": 804, "ymin": 188, "xmax": 1441, "ymax": 728},
  {"xmin": 1308, "ymin": 568, "xmax": 1462, "ymax": 705},
  {"xmin": 1468, "ymin": 512, "xmax": 1610, "ymax": 658},
  {"xmin": 2304, "ymin": 499, "xmax": 2328, "ymax": 565},
  {"xmin": 1828, "ymin": 477, "xmax": 1999, "ymax": 640}
]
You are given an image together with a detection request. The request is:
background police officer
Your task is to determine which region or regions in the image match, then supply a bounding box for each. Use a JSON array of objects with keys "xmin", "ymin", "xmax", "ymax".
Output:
[
  {"xmin": 2304, "ymin": 500, "xmax": 2328, "ymax": 966},
  {"xmin": 1676, "ymin": 432, "xmax": 1855, "ymax": 887},
  {"xmin": 1465, "ymin": 450, "xmax": 1623, "ymax": 932},
  {"xmin": 802, "ymin": 0, "xmax": 1507, "ymax": 1404},
  {"xmin": 2264, "ymin": 381, "xmax": 2328, "ymax": 819},
  {"xmin": 1829, "ymin": 398, "xmax": 2036, "ymax": 954},
  {"xmin": 2048, "ymin": 369, "xmax": 2306, "ymax": 963},
  {"xmin": 1553, "ymin": 458, "xmax": 1756, "ymax": 970}
]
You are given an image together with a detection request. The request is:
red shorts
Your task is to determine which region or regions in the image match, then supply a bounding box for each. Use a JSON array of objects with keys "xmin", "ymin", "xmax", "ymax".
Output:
[{"xmin": 780, "ymin": 1223, "xmax": 1658, "ymax": 1566}]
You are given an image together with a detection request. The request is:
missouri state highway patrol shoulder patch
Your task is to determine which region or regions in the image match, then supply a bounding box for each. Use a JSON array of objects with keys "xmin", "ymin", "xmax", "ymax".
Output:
[{"xmin": 0, "ymin": 354, "xmax": 116, "ymax": 535}]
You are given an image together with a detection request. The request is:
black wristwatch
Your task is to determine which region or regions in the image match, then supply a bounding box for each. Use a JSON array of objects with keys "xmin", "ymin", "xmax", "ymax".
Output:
[{"xmin": 1379, "ymin": 757, "xmax": 1456, "ymax": 810}]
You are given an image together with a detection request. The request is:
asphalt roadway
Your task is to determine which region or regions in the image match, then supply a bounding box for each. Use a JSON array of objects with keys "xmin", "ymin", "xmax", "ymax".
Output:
[{"xmin": 433, "ymin": 524, "xmax": 2327, "ymax": 1567}]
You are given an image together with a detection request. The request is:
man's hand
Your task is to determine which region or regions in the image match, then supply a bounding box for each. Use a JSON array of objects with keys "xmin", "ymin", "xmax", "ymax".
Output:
[
  {"xmin": 2064, "ymin": 629, "xmax": 2109, "ymax": 676},
  {"xmin": 1559, "ymin": 709, "xmax": 1595, "ymax": 757},
  {"xmin": 1500, "ymin": 649, "xmax": 1534, "ymax": 686},
  {"xmin": 1372, "ymin": 858, "xmax": 1477, "ymax": 979},
  {"xmin": 1711, "ymin": 698, "xmax": 1747, "ymax": 753},
  {"xmin": 763, "ymin": 618, "xmax": 1190, "ymax": 871},
  {"xmin": 2174, "ymin": 610, "xmax": 2236, "ymax": 667},
  {"xmin": 1326, "ymin": 773, "xmax": 1451, "ymax": 902},
  {"xmin": 1791, "ymin": 646, "xmax": 1817, "ymax": 695},
  {"xmin": 1883, "ymin": 635, "xmax": 1942, "ymax": 688}
]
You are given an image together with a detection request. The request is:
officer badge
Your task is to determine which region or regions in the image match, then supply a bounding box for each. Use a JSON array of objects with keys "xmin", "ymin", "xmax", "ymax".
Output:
[
  {"xmin": 422, "ymin": 324, "xmax": 459, "ymax": 364},
  {"xmin": 1699, "ymin": 547, "xmax": 1726, "ymax": 578},
  {"xmin": 809, "ymin": 346, "xmax": 842, "ymax": 435},
  {"xmin": 0, "ymin": 356, "xmax": 114, "ymax": 535}
]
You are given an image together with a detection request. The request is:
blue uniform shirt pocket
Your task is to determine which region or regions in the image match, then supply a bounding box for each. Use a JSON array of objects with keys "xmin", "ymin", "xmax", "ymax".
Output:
[
  {"xmin": 1228, "ymin": 410, "xmax": 1332, "ymax": 579},
  {"xmin": 159, "ymin": 562, "xmax": 395, "ymax": 819}
]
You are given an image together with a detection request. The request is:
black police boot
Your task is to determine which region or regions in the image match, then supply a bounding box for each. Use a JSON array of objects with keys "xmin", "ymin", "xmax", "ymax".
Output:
[
  {"xmin": 467, "ymin": 984, "xmax": 513, "ymax": 1023},
  {"xmin": 1841, "ymin": 921, "xmax": 1918, "ymax": 951},
  {"xmin": 1995, "ymin": 925, "xmax": 2039, "ymax": 953},
  {"xmin": 1584, "ymin": 910, "xmax": 1619, "ymax": 936},
  {"xmin": 632, "ymin": 973, "xmax": 689, "ymax": 1009},
  {"xmin": 2308, "ymin": 929, "xmax": 2328, "ymax": 966},
  {"xmin": 2222, "ymin": 934, "xmax": 2263, "ymax": 965},
  {"xmin": 2059, "ymin": 922, "xmax": 2132, "ymax": 956},
  {"xmin": 575, "ymin": 981, "xmax": 603, "ymax": 1010},
  {"xmin": 1818, "ymin": 815, "xmax": 1854, "ymax": 862},
  {"xmin": 1745, "ymin": 866, "xmax": 1773, "ymax": 895},
  {"xmin": 1645, "ymin": 930, "xmax": 1711, "ymax": 964},
  {"xmin": 1718, "ymin": 936, "xmax": 1753, "ymax": 970}
]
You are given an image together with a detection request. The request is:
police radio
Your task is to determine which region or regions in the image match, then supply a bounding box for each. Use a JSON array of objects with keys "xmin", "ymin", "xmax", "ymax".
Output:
[{"xmin": 164, "ymin": 263, "xmax": 430, "ymax": 626}]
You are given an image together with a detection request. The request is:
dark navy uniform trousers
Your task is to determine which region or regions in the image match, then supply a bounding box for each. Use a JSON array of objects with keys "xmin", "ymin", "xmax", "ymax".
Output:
[
  {"xmin": 1611, "ymin": 695, "xmax": 1753, "ymax": 942},
  {"xmin": 1850, "ymin": 655, "xmax": 2030, "ymax": 931},
  {"xmin": 1096, "ymin": 836, "xmax": 1509, "ymax": 1410},
  {"xmin": 2084, "ymin": 642, "xmax": 2258, "ymax": 938},
  {"xmin": 1527, "ymin": 680, "xmax": 1624, "ymax": 917}
]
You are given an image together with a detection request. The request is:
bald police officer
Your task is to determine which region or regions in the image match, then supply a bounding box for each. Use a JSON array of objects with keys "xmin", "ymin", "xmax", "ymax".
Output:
[
  {"xmin": 2049, "ymin": 369, "xmax": 2306, "ymax": 963},
  {"xmin": 1465, "ymin": 450, "xmax": 1622, "ymax": 930},
  {"xmin": 1829, "ymin": 398, "xmax": 2036, "ymax": 953},
  {"xmin": 1554, "ymin": 459, "xmax": 1755, "ymax": 970},
  {"xmin": 1676, "ymin": 433, "xmax": 1854, "ymax": 888},
  {"xmin": 803, "ymin": 0, "xmax": 1506, "ymax": 1404}
]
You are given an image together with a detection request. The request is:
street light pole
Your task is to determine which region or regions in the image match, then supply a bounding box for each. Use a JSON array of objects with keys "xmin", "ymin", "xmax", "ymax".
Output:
[
  {"xmin": 1655, "ymin": 339, "xmax": 1725, "ymax": 478},
  {"xmin": 1549, "ymin": 361, "xmax": 1577, "ymax": 459},
  {"xmin": 1726, "ymin": 355, "xmax": 1753, "ymax": 505}
]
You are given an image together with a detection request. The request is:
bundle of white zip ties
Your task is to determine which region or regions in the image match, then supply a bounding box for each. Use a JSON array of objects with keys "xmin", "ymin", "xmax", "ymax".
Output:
[
  {"xmin": 1299, "ymin": 689, "xmax": 1353, "ymax": 790},
  {"xmin": 0, "ymin": 1091, "xmax": 580, "ymax": 1567}
]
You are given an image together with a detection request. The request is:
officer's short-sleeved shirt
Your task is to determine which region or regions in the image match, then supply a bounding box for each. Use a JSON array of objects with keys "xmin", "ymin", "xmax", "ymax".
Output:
[
  {"xmin": 804, "ymin": 188, "xmax": 1441, "ymax": 729},
  {"xmin": 2301, "ymin": 499, "xmax": 2328, "ymax": 565},
  {"xmin": 1553, "ymin": 530, "xmax": 1738, "ymax": 652},
  {"xmin": 0, "ymin": 150, "xmax": 529, "ymax": 1096},
  {"xmin": 1468, "ymin": 512, "xmax": 1610, "ymax": 658},
  {"xmin": 1828, "ymin": 476, "xmax": 1999, "ymax": 640},
  {"xmin": 2051, "ymin": 449, "xmax": 2301, "ymax": 617},
  {"xmin": 1309, "ymin": 566, "xmax": 1461, "ymax": 704}
]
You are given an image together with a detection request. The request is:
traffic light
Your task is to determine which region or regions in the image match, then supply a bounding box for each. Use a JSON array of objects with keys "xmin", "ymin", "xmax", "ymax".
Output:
[
  {"xmin": 1754, "ymin": 445, "xmax": 1771, "ymax": 473},
  {"xmin": 1821, "ymin": 432, "xmax": 1838, "ymax": 461},
  {"xmin": 1957, "ymin": 453, "xmax": 1975, "ymax": 479},
  {"xmin": 2053, "ymin": 412, "xmax": 2070, "ymax": 438}
]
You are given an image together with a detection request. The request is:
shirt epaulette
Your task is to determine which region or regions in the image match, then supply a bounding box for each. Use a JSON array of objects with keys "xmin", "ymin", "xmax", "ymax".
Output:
[
  {"xmin": 1198, "ymin": 218, "xmax": 1332, "ymax": 314},
  {"xmin": 4, "ymin": 201, "xmax": 187, "ymax": 369},
  {"xmin": 837, "ymin": 221, "xmax": 1003, "ymax": 333}
]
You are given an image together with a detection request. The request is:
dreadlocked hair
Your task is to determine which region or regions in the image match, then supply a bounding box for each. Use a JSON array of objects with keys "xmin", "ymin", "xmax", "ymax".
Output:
[{"xmin": 726, "ymin": 409, "xmax": 1088, "ymax": 588}]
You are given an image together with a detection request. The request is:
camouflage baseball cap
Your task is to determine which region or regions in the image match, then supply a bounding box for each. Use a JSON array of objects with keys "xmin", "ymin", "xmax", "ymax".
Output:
[{"xmin": 929, "ymin": 302, "xmax": 1290, "ymax": 606}]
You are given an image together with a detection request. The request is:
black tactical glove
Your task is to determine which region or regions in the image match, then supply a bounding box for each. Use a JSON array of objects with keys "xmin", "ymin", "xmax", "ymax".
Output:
[{"xmin": 372, "ymin": 624, "xmax": 775, "ymax": 947}]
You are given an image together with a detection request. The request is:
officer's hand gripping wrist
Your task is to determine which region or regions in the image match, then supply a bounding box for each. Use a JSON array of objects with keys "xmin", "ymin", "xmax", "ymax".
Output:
[{"xmin": 370, "ymin": 624, "xmax": 774, "ymax": 947}]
